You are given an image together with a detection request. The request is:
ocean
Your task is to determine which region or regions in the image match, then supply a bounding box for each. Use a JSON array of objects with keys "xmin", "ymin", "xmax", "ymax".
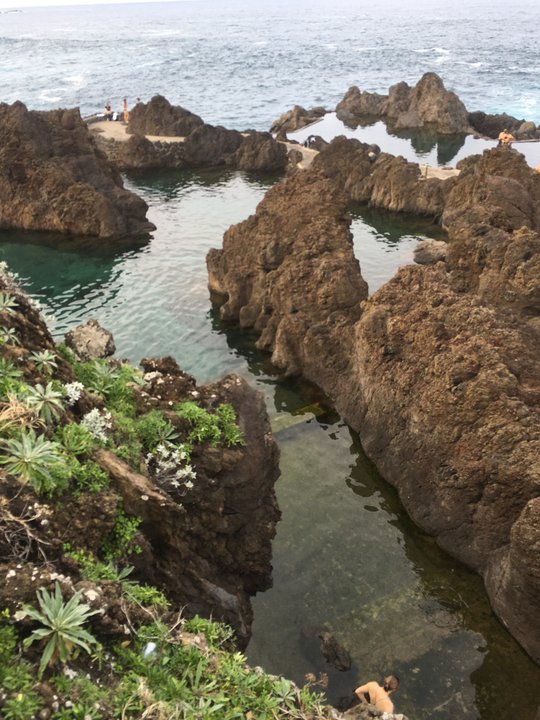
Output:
[
  {"xmin": 1, "ymin": 0, "xmax": 539, "ymax": 130},
  {"xmin": 1, "ymin": 2, "xmax": 540, "ymax": 719}
]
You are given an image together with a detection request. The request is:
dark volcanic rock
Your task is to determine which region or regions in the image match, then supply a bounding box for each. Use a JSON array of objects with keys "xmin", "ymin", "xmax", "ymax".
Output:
[
  {"xmin": 0, "ymin": 274, "xmax": 281, "ymax": 646},
  {"xmin": 182, "ymin": 124, "xmax": 243, "ymax": 166},
  {"xmin": 339, "ymin": 264, "xmax": 540, "ymax": 660},
  {"xmin": 0, "ymin": 102, "xmax": 155, "ymax": 238},
  {"xmin": 443, "ymin": 147, "xmax": 540, "ymax": 233},
  {"xmin": 312, "ymin": 136, "xmax": 447, "ymax": 218},
  {"xmin": 335, "ymin": 86, "xmax": 386, "ymax": 125},
  {"xmin": 336, "ymin": 72, "xmax": 470, "ymax": 135},
  {"xmin": 207, "ymin": 143, "xmax": 540, "ymax": 661},
  {"xmin": 414, "ymin": 238, "xmax": 448, "ymax": 264},
  {"xmin": 468, "ymin": 110, "xmax": 524, "ymax": 139},
  {"xmin": 114, "ymin": 134, "xmax": 186, "ymax": 170},
  {"xmin": 227, "ymin": 131, "xmax": 288, "ymax": 173},
  {"xmin": 270, "ymin": 104, "xmax": 327, "ymax": 134},
  {"xmin": 95, "ymin": 371, "xmax": 280, "ymax": 644},
  {"xmin": 207, "ymin": 170, "xmax": 368, "ymax": 390},
  {"xmin": 127, "ymin": 94, "xmax": 204, "ymax": 137},
  {"xmin": 107, "ymin": 122, "xmax": 287, "ymax": 173}
]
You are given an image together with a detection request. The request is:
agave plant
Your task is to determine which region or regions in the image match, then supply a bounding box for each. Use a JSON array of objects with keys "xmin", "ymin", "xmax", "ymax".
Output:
[
  {"xmin": 86, "ymin": 361, "xmax": 119, "ymax": 396},
  {"xmin": 25, "ymin": 382, "xmax": 64, "ymax": 423},
  {"xmin": 0, "ymin": 429, "xmax": 63, "ymax": 487},
  {"xmin": 0, "ymin": 325, "xmax": 20, "ymax": 345},
  {"xmin": 18, "ymin": 582, "xmax": 99, "ymax": 677},
  {"xmin": 0, "ymin": 292, "xmax": 18, "ymax": 313},
  {"xmin": 0, "ymin": 357, "xmax": 23, "ymax": 391},
  {"xmin": 30, "ymin": 350, "xmax": 58, "ymax": 375}
]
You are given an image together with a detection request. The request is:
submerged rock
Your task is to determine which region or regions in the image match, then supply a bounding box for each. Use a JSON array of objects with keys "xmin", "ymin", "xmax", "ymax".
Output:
[
  {"xmin": 319, "ymin": 632, "xmax": 352, "ymax": 671},
  {"xmin": 0, "ymin": 101, "xmax": 155, "ymax": 238}
]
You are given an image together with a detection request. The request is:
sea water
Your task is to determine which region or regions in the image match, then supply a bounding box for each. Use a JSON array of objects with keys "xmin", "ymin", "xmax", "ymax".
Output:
[
  {"xmin": 1, "ymin": 0, "xmax": 539, "ymax": 130},
  {"xmin": 1, "ymin": 2, "xmax": 540, "ymax": 718}
]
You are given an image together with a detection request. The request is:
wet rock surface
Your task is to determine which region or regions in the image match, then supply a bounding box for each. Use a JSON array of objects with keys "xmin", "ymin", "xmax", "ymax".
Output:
[{"xmin": 0, "ymin": 101, "xmax": 155, "ymax": 238}]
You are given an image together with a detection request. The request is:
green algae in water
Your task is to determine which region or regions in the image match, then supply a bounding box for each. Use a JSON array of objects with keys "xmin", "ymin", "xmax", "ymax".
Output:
[{"xmin": 0, "ymin": 169, "xmax": 538, "ymax": 720}]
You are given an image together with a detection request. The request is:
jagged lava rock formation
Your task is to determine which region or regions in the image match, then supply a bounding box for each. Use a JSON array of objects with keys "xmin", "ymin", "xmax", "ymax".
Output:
[
  {"xmin": 207, "ymin": 139, "xmax": 540, "ymax": 662},
  {"xmin": 336, "ymin": 72, "xmax": 470, "ymax": 134},
  {"xmin": 335, "ymin": 71, "xmax": 540, "ymax": 140},
  {"xmin": 127, "ymin": 94, "xmax": 205, "ymax": 137},
  {"xmin": 97, "ymin": 95, "xmax": 287, "ymax": 173},
  {"xmin": 0, "ymin": 101, "xmax": 155, "ymax": 238}
]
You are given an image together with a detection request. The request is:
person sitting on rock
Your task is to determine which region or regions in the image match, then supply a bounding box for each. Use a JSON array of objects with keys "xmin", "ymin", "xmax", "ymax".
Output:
[
  {"xmin": 498, "ymin": 128, "xmax": 515, "ymax": 147},
  {"xmin": 354, "ymin": 675, "xmax": 400, "ymax": 713},
  {"xmin": 104, "ymin": 102, "xmax": 113, "ymax": 121}
]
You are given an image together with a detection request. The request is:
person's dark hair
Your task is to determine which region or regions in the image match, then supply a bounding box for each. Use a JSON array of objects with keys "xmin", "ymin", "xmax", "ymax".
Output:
[{"xmin": 383, "ymin": 675, "xmax": 400, "ymax": 692}]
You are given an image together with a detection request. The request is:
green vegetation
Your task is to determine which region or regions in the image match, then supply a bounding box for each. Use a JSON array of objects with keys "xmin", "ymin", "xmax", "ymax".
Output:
[
  {"xmin": 101, "ymin": 506, "xmax": 142, "ymax": 561},
  {"xmin": 0, "ymin": 326, "xmax": 20, "ymax": 345},
  {"xmin": 136, "ymin": 409, "xmax": 179, "ymax": 450},
  {"xmin": 55, "ymin": 422, "xmax": 96, "ymax": 456},
  {"xmin": 30, "ymin": 350, "xmax": 58, "ymax": 375},
  {"xmin": 17, "ymin": 583, "xmax": 100, "ymax": 677},
  {"xmin": 25, "ymin": 382, "xmax": 65, "ymax": 423},
  {"xmin": 0, "ymin": 291, "xmax": 18, "ymax": 313},
  {"xmin": 176, "ymin": 401, "xmax": 245, "ymax": 448},
  {"xmin": 0, "ymin": 430, "xmax": 64, "ymax": 492},
  {"xmin": 0, "ymin": 280, "xmax": 295, "ymax": 720},
  {"xmin": 0, "ymin": 610, "xmax": 327, "ymax": 720}
]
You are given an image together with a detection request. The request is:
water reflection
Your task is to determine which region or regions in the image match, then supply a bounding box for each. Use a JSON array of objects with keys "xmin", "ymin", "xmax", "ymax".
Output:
[
  {"xmin": 349, "ymin": 205, "xmax": 446, "ymax": 294},
  {"xmin": 289, "ymin": 113, "xmax": 540, "ymax": 168}
]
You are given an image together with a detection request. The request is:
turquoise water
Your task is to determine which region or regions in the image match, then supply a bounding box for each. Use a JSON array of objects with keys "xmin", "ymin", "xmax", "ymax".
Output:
[
  {"xmin": 0, "ymin": 168, "xmax": 539, "ymax": 719},
  {"xmin": 1, "ymin": 0, "xmax": 539, "ymax": 129}
]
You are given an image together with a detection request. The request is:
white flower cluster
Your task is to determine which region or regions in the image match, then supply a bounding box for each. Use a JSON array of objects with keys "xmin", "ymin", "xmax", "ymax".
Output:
[
  {"xmin": 146, "ymin": 443, "xmax": 196, "ymax": 492},
  {"xmin": 81, "ymin": 408, "xmax": 112, "ymax": 442},
  {"xmin": 64, "ymin": 381, "xmax": 84, "ymax": 406},
  {"xmin": 0, "ymin": 261, "xmax": 20, "ymax": 284}
]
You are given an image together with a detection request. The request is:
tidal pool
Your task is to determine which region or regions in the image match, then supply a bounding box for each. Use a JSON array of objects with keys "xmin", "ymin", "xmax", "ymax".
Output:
[
  {"xmin": 0, "ymin": 169, "xmax": 538, "ymax": 720},
  {"xmin": 289, "ymin": 113, "xmax": 540, "ymax": 169}
]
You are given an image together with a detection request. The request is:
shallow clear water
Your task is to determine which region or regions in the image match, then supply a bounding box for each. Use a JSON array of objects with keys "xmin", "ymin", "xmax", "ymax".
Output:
[
  {"xmin": 1, "ymin": 0, "xmax": 539, "ymax": 129},
  {"xmin": 0, "ymin": 169, "xmax": 539, "ymax": 719}
]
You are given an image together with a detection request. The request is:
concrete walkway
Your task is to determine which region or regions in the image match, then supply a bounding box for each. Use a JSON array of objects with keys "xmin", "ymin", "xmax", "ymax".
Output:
[{"xmin": 89, "ymin": 120, "xmax": 185, "ymax": 144}]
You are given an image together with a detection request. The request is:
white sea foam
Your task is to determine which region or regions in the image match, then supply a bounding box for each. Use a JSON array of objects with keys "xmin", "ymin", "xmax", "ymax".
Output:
[
  {"xmin": 65, "ymin": 74, "xmax": 87, "ymax": 89},
  {"xmin": 39, "ymin": 89, "xmax": 63, "ymax": 102}
]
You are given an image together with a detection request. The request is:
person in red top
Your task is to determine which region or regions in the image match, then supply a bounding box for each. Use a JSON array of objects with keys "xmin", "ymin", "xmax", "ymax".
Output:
[{"xmin": 354, "ymin": 675, "xmax": 400, "ymax": 713}]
